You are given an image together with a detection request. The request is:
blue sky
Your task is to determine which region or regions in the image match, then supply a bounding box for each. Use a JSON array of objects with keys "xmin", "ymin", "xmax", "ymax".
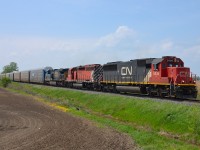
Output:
[{"xmin": 0, "ymin": 0, "xmax": 199, "ymax": 75}]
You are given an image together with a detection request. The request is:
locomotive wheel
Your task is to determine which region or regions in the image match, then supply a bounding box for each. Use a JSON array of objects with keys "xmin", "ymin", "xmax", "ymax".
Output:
[
  {"xmin": 158, "ymin": 89, "xmax": 164, "ymax": 98},
  {"xmin": 148, "ymin": 91, "xmax": 154, "ymax": 97},
  {"xmin": 159, "ymin": 92, "xmax": 164, "ymax": 98}
]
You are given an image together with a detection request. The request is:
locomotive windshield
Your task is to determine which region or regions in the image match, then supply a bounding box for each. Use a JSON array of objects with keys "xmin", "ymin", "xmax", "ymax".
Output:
[
  {"xmin": 162, "ymin": 62, "xmax": 183, "ymax": 69},
  {"xmin": 167, "ymin": 63, "xmax": 183, "ymax": 67}
]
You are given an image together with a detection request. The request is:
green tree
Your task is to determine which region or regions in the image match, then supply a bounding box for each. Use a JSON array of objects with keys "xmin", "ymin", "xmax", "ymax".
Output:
[{"xmin": 2, "ymin": 62, "xmax": 18, "ymax": 73}]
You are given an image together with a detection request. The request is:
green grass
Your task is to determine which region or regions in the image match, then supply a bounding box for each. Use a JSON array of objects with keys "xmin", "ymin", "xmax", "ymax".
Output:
[
  {"xmin": 2, "ymin": 82, "xmax": 200, "ymax": 150},
  {"xmin": 70, "ymin": 107, "xmax": 199, "ymax": 150}
]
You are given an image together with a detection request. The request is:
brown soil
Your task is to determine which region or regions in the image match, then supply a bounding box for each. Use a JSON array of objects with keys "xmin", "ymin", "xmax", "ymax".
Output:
[{"xmin": 0, "ymin": 88, "xmax": 137, "ymax": 150}]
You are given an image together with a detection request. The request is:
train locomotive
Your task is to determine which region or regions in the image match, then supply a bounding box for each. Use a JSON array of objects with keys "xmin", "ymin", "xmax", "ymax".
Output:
[
  {"xmin": 0, "ymin": 56, "xmax": 197, "ymax": 99},
  {"xmin": 102, "ymin": 56, "xmax": 197, "ymax": 99}
]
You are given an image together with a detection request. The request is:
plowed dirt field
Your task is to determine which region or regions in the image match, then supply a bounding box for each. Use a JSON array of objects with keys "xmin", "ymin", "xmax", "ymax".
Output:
[{"xmin": 0, "ymin": 88, "xmax": 136, "ymax": 150}]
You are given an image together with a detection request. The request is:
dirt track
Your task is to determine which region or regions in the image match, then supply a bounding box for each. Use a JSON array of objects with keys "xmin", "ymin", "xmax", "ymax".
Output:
[{"xmin": 0, "ymin": 88, "xmax": 136, "ymax": 150}]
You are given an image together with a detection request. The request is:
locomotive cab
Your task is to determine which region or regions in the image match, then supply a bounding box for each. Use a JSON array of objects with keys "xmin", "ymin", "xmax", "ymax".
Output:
[
  {"xmin": 150, "ymin": 56, "xmax": 196, "ymax": 84},
  {"xmin": 161, "ymin": 56, "xmax": 196, "ymax": 85},
  {"xmin": 149, "ymin": 56, "xmax": 197, "ymax": 98}
]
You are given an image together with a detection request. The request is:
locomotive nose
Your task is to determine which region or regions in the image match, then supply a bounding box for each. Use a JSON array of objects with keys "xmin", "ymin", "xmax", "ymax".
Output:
[
  {"xmin": 176, "ymin": 68, "xmax": 191, "ymax": 84},
  {"xmin": 167, "ymin": 67, "xmax": 191, "ymax": 84}
]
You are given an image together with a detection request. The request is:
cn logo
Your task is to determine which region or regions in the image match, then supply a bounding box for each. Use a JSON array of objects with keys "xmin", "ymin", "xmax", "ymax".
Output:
[{"xmin": 121, "ymin": 67, "xmax": 132, "ymax": 75}]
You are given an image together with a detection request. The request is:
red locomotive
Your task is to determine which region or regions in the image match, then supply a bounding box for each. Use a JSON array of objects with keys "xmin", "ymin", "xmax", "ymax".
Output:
[
  {"xmin": 149, "ymin": 56, "xmax": 197, "ymax": 98},
  {"xmin": 66, "ymin": 64, "xmax": 103, "ymax": 89}
]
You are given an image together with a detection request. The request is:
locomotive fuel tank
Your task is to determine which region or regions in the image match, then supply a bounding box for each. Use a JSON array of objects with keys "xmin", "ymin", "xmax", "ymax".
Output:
[
  {"xmin": 116, "ymin": 86, "xmax": 141, "ymax": 93},
  {"xmin": 73, "ymin": 83, "xmax": 83, "ymax": 88}
]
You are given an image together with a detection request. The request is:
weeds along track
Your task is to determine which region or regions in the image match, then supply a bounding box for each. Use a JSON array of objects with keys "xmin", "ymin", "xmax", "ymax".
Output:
[
  {"xmin": 19, "ymin": 82, "xmax": 200, "ymax": 106},
  {"xmin": 118, "ymin": 92, "xmax": 200, "ymax": 105}
]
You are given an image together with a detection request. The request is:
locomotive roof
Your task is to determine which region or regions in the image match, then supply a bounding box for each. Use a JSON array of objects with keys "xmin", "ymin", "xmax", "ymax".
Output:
[
  {"xmin": 130, "ymin": 58, "xmax": 155, "ymax": 61},
  {"xmin": 152, "ymin": 58, "xmax": 164, "ymax": 64},
  {"xmin": 106, "ymin": 61, "xmax": 122, "ymax": 64},
  {"xmin": 104, "ymin": 58, "xmax": 156, "ymax": 66}
]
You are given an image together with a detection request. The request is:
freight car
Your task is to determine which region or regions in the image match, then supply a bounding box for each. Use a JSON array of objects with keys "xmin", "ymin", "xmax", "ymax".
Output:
[
  {"xmin": 13, "ymin": 72, "xmax": 21, "ymax": 82},
  {"xmin": 29, "ymin": 67, "xmax": 53, "ymax": 84},
  {"xmin": 6, "ymin": 73, "xmax": 14, "ymax": 80},
  {"xmin": 21, "ymin": 71, "xmax": 30, "ymax": 82}
]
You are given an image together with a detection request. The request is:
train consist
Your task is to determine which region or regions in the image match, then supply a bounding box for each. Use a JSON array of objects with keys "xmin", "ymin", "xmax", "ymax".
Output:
[{"xmin": 0, "ymin": 56, "xmax": 198, "ymax": 99}]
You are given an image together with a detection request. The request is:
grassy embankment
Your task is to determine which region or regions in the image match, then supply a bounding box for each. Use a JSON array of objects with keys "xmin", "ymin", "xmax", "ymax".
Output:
[{"xmin": 1, "ymin": 81, "xmax": 200, "ymax": 150}]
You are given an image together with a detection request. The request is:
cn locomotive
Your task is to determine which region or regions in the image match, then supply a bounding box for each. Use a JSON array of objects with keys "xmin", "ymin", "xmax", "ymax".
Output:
[{"xmin": 0, "ymin": 56, "xmax": 198, "ymax": 99}]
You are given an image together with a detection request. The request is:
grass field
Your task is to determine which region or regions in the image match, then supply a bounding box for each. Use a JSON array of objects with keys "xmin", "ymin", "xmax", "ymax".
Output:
[{"xmin": 1, "ymin": 82, "xmax": 200, "ymax": 150}]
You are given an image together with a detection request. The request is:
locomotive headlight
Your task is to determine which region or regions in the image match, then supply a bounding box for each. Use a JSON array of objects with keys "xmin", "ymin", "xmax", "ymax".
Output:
[
  {"xmin": 194, "ymin": 81, "xmax": 196, "ymax": 84},
  {"xmin": 181, "ymin": 80, "xmax": 185, "ymax": 84}
]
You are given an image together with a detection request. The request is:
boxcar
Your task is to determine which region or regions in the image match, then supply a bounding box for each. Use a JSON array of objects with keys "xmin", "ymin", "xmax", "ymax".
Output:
[
  {"xmin": 30, "ymin": 67, "xmax": 52, "ymax": 84},
  {"xmin": 6, "ymin": 73, "xmax": 14, "ymax": 81},
  {"xmin": 13, "ymin": 72, "xmax": 21, "ymax": 82},
  {"xmin": 21, "ymin": 71, "xmax": 30, "ymax": 82}
]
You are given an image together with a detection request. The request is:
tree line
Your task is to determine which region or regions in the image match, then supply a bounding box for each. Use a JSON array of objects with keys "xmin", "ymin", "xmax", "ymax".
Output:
[{"xmin": 1, "ymin": 62, "xmax": 18, "ymax": 74}]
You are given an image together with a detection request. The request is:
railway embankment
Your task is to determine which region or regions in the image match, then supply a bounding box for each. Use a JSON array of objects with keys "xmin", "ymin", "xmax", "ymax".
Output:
[{"xmin": 1, "ymin": 81, "xmax": 200, "ymax": 150}]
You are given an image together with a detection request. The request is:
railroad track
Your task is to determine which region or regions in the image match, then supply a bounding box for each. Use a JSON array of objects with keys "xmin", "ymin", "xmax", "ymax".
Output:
[{"xmin": 119, "ymin": 92, "xmax": 200, "ymax": 104}]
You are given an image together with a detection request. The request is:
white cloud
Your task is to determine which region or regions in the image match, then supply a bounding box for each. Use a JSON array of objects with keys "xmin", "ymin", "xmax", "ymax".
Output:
[
  {"xmin": 0, "ymin": 26, "xmax": 199, "ymax": 75},
  {"xmin": 160, "ymin": 40, "xmax": 174, "ymax": 50},
  {"xmin": 0, "ymin": 37, "xmax": 95, "ymax": 54},
  {"xmin": 96, "ymin": 26, "xmax": 136, "ymax": 47},
  {"xmin": 0, "ymin": 26, "xmax": 136, "ymax": 54},
  {"xmin": 186, "ymin": 45, "xmax": 200, "ymax": 55}
]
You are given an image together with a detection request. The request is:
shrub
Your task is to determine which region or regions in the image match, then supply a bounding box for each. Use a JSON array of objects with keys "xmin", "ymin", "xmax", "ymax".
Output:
[{"xmin": 1, "ymin": 77, "xmax": 11, "ymax": 88}]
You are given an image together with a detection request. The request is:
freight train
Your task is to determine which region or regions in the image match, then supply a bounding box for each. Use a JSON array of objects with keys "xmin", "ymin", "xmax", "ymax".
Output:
[{"xmin": 0, "ymin": 56, "xmax": 198, "ymax": 99}]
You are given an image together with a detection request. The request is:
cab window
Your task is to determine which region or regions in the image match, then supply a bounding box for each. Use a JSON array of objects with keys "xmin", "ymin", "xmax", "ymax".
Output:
[
  {"xmin": 168, "ymin": 64, "xmax": 172, "ymax": 67},
  {"xmin": 162, "ymin": 64, "xmax": 166, "ymax": 69},
  {"xmin": 154, "ymin": 64, "xmax": 159, "ymax": 71}
]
